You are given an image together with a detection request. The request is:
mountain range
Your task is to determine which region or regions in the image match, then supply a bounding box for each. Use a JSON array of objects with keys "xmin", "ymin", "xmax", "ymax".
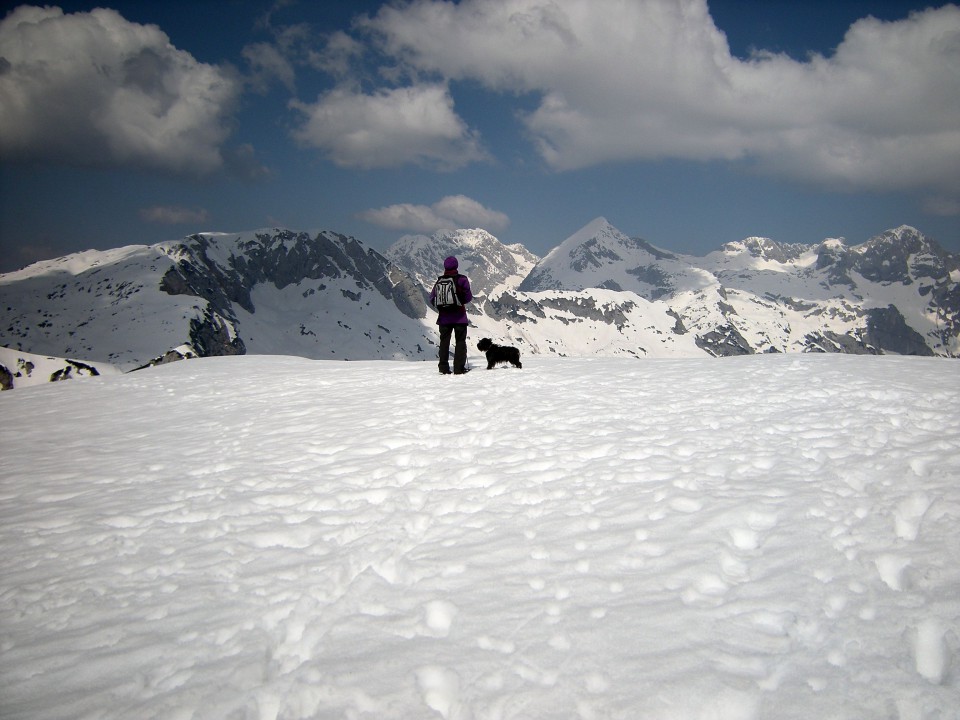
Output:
[{"xmin": 1, "ymin": 218, "xmax": 957, "ymax": 388}]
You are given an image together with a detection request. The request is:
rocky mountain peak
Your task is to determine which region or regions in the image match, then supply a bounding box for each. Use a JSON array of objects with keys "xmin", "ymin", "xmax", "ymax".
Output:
[
  {"xmin": 846, "ymin": 226, "xmax": 957, "ymax": 285},
  {"xmin": 561, "ymin": 216, "xmax": 620, "ymax": 244},
  {"xmin": 385, "ymin": 228, "xmax": 539, "ymax": 301},
  {"xmin": 519, "ymin": 218, "xmax": 679, "ymax": 295},
  {"xmin": 725, "ymin": 237, "xmax": 811, "ymax": 263}
]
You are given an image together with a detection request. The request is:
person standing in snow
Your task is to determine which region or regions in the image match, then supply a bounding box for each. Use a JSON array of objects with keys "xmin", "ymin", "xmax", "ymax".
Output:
[{"xmin": 430, "ymin": 256, "xmax": 473, "ymax": 375}]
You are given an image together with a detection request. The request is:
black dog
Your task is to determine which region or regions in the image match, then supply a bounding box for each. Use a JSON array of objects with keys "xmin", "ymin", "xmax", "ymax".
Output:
[{"xmin": 477, "ymin": 338, "xmax": 522, "ymax": 369}]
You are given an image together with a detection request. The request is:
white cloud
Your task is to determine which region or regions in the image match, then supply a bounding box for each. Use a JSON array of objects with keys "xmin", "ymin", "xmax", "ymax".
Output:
[
  {"xmin": 432, "ymin": 195, "xmax": 510, "ymax": 230},
  {"xmin": 360, "ymin": 0, "xmax": 960, "ymax": 196},
  {"xmin": 358, "ymin": 203, "xmax": 451, "ymax": 233},
  {"xmin": 140, "ymin": 206, "xmax": 210, "ymax": 225},
  {"xmin": 0, "ymin": 6, "xmax": 240, "ymax": 175},
  {"xmin": 289, "ymin": 84, "xmax": 488, "ymax": 169},
  {"xmin": 243, "ymin": 19, "xmax": 348, "ymax": 91},
  {"xmin": 306, "ymin": 30, "xmax": 366, "ymax": 78},
  {"xmin": 358, "ymin": 195, "xmax": 510, "ymax": 233},
  {"xmin": 243, "ymin": 41, "xmax": 296, "ymax": 93}
]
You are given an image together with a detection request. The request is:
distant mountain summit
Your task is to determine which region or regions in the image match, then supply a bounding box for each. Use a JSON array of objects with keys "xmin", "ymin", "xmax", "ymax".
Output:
[
  {"xmin": 519, "ymin": 217, "xmax": 676, "ymax": 295},
  {"xmin": 1, "ymin": 220, "xmax": 957, "ymax": 388},
  {"xmin": 720, "ymin": 236, "xmax": 810, "ymax": 263},
  {"xmin": 814, "ymin": 225, "xmax": 958, "ymax": 287},
  {"xmin": 386, "ymin": 228, "xmax": 538, "ymax": 302}
]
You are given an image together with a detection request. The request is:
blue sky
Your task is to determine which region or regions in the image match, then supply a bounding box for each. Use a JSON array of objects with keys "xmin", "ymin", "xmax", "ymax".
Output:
[{"xmin": 1, "ymin": 0, "xmax": 958, "ymax": 273}]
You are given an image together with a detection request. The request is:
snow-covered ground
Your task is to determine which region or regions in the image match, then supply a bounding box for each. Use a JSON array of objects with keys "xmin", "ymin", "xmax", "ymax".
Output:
[
  {"xmin": 0, "ymin": 346, "xmax": 122, "ymax": 390},
  {"xmin": 1, "ymin": 353, "xmax": 958, "ymax": 720}
]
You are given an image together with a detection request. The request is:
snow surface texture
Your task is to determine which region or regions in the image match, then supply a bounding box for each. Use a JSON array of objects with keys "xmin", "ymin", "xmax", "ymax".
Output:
[{"xmin": 1, "ymin": 354, "xmax": 958, "ymax": 719}]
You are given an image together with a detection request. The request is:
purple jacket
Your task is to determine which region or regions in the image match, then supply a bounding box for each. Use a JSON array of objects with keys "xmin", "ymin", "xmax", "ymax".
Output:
[{"xmin": 429, "ymin": 271, "xmax": 472, "ymax": 325}]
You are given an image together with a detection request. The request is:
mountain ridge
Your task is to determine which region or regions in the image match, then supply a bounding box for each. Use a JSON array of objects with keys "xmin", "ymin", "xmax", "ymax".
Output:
[{"xmin": 1, "ymin": 220, "xmax": 957, "ymax": 388}]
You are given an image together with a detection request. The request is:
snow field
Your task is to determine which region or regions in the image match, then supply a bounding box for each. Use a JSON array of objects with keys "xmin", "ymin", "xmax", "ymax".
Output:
[
  {"xmin": 0, "ymin": 346, "xmax": 121, "ymax": 390},
  {"xmin": 0, "ymin": 353, "xmax": 958, "ymax": 719}
]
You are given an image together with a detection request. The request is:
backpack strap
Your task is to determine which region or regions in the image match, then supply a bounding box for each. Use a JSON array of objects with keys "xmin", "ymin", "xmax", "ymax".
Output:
[{"xmin": 451, "ymin": 273, "xmax": 464, "ymax": 304}]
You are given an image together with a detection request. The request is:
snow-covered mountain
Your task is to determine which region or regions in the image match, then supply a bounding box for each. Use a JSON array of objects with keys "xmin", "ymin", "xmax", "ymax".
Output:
[
  {"xmin": 510, "ymin": 218, "xmax": 960, "ymax": 358},
  {"xmin": 385, "ymin": 228, "xmax": 538, "ymax": 302},
  {"xmin": 518, "ymin": 216, "xmax": 679, "ymax": 295},
  {"xmin": 0, "ymin": 229, "xmax": 433, "ymax": 373},
  {"xmin": 1, "ymin": 220, "xmax": 957, "ymax": 389}
]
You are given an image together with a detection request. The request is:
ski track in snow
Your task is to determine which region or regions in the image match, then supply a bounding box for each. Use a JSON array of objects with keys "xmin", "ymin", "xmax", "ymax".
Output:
[{"xmin": 1, "ymin": 354, "xmax": 958, "ymax": 719}]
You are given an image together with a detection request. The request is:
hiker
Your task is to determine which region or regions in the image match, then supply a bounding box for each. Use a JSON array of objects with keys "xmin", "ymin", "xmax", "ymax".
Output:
[{"xmin": 430, "ymin": 256, "xmax": 473, "ymax": 374}]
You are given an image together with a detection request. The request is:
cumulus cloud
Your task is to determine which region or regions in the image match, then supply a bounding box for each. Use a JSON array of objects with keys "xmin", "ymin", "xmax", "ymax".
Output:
[
  {"xmin": 358, "ymin": 194, "xmax": 510, "ymax": 233},
  {"xmin": 0, "ymin": 6, "xmax": 240, "ymax": 175},
  {"xmin": 139, "ymin": 206, "xmax": 210, "ymax": 225},
  {"xmin": 359, "ymin": 0, "xmax": 960, "ymax": 196},
  {"xmin": 289, "ymin": 84, "xmax": 488, "ymax": 169}
]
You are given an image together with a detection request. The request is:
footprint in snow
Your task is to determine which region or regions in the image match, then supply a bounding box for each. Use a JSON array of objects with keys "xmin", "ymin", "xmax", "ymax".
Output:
[
  {"xmin": 668, "ymin": 496, "xmax": 704, "ymax": 513},
  {"xmin": 681, "ymin": 573, "xmax": 730, "ymax": 606},
  {"xmin": 727, "ymin": 510, "xmax": 779, "ymax": 551},
  {"xmin": 422, "ymin": 600, "xmax": 458, "ymax": 637},
  {"xmin": 416, "ymin": 666, "xmax": 462, "ymax": 719},
  {"xmin": 893, "ymin": 492, "xmax": 932, "ymax": 541},
  {"xmin": 876, "ymin": 554, "xmax": 912, "ymax": 591},
  {"xmin": 477, "ymin": 635, "xmax": 516, "ymax": 654},
  {"xmin": 911, "ymin": 618, "xmax": 949, "ymax": 684}
]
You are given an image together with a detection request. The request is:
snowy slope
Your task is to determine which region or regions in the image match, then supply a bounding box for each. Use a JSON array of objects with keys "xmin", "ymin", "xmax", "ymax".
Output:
[
  {"xmin": 0, "ymin": 345, "xmax": 120, "ymax": 390},
  {"xmin": 0, "ymin": 229, "xmax": 433, "ymax": 371},
  {"xmin": 478, "ymin": 288, "xmax": 702, "ymax": 358},
  {"xmin": 1, "ymin": 354, "xmax": 958, "ymax": 719},
  {"xmin": 0, "ymin": 241, "xmax": 206, "ymax": 368}
]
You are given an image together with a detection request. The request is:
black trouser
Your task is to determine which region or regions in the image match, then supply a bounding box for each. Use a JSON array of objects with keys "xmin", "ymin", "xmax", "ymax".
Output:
[{"xmin": 438, "ymin": 324, "xmax": 468, "ymax": 373}]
